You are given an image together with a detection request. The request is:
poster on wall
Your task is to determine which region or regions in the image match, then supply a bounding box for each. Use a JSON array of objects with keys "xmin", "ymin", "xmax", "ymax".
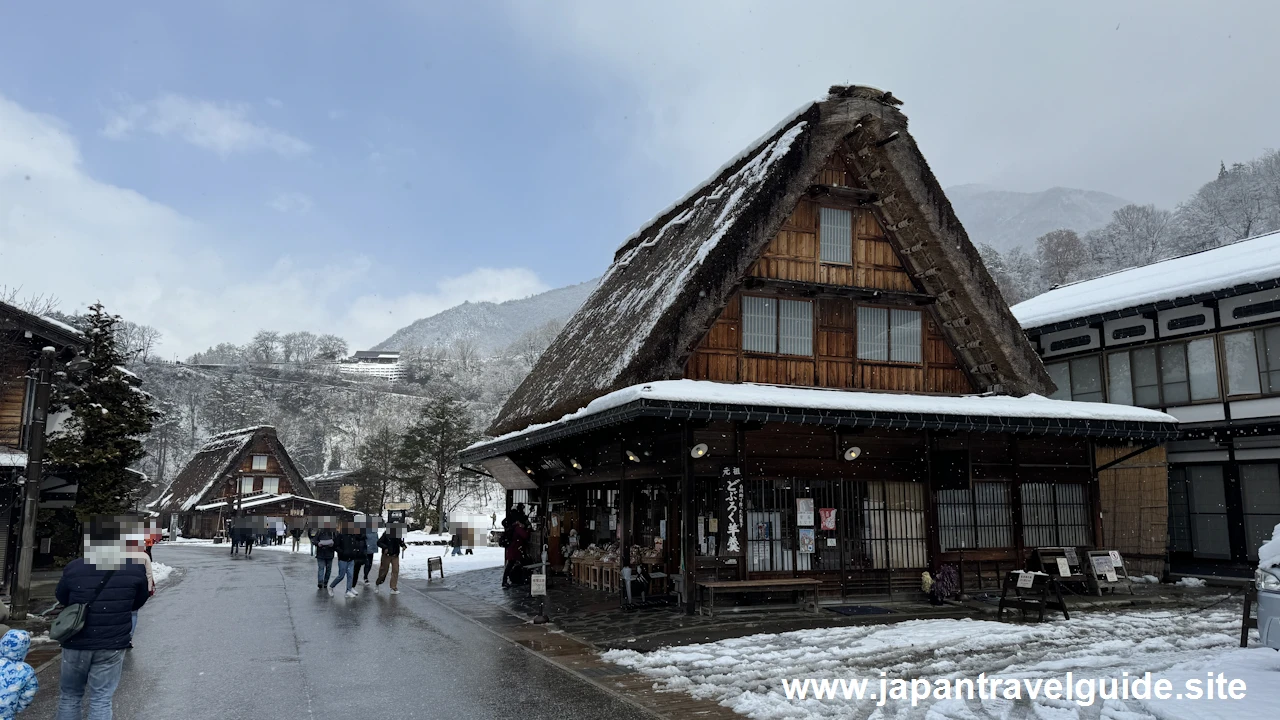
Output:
[
  {"xmin": 819, "ymin": 508, "xmax": 836, "ymax": 531},
  {"xmin": 798, "ymin": 528, "xmax": 816, "ymax": 554},
  {"xmin": 718, "ymin": 466, "xmax": 745, "ymax": 555},
  {"xmin": 796, "ymin": 498, "xmax": 815, "ymax": 527}
]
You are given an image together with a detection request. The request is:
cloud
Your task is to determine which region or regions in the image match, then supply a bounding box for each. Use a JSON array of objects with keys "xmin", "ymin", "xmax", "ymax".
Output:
[
  {"xmin": 265, "ymin": 97, "xmax": 284, "ymax": 109},
  {"xmin": 102, "ymin": 93, "xmax": 311, "ymax": 157},
  {"xmin": 267, "ymin": 191, "xmax": 314, "ymax": 214},
  {"xmin": 1, "ymin": 93, "xmax": 542, "ymax": 358}
]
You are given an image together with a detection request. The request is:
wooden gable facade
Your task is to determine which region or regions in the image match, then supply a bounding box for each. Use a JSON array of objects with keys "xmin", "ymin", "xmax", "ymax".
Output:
[
  {"xmin": 684, "ymin": 152, "xmax": 972, "ymax": 396},
  {"xmin": 465, "ymin": 87, "xmax": 1178, "ymax": 612}
]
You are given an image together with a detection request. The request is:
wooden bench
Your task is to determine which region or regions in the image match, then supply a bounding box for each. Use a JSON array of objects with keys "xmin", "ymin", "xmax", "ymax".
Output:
[
  {"xmin": 997, "ymin": 571, "xmax": 1069, "ymax": 622},
  {"xmin": 697, "ymin": 578, "xmax": 822, "ymax": 616}
]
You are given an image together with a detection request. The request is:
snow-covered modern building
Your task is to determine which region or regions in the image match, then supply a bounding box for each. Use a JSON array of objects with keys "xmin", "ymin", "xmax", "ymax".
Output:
[
  {"xmin": 1013, "ymin": 229, "xmax": 1280, "ymax": 579},
  {"xmin": 155, "ymin": 425, "xmax": 351, "ymax": 537},
  {"xmin": 337, "ymin": 350, "xmax": 403, "ymax": 381},
  {"xmin": 462, "ymin": 86, "xmax": 1178, "ymax": 610}
]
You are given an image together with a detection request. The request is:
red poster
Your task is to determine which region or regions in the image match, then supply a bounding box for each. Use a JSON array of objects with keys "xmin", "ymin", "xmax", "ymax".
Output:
[{"xmin": 819, "ymin": 508, "xmax": 836, "ymax": 531}]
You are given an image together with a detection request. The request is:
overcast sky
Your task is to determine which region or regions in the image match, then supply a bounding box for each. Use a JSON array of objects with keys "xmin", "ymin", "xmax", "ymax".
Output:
[{"xmin": 2, "ymin": 1, "xmax": 1277, "ymax": 358}]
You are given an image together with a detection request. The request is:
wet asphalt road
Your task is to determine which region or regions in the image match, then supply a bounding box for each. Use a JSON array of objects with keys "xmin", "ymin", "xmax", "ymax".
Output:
[{"xmin": 27, "ymin": 546, "xmax": 652, "ymax": 720}]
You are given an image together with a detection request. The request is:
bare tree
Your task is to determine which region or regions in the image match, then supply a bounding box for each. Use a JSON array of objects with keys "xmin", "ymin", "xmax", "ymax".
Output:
[
  {"xmin": 1177, "ymin": 153, "xmax": 1280, "ymax": 250},
  {"xmin": 1086, "ymin": 204, "xmax": 1176, "ymax": 270},
  {"xmin": 315, "ymin": 334, "xmax": 349, "ymax": 362},
  {"xmin": 0, "ymin": 286, "xmax": 60, "ymax": 316},
  {"xmin": 250, "ymin": 330, "xmax": 281, "ymax": 364},
  {"xmin": 1035, "ymin": 229, "xmax": 1088, "ymax": 287},
  {"xmin": 453, "ymin": 338, "xmax": 479, "ymax": 373}
]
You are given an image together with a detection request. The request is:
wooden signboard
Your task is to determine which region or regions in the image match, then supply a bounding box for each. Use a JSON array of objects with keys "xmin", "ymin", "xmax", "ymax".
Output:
[{"xmin": 428, "ymin": 555, "xmax": 444, "ymax": 580}]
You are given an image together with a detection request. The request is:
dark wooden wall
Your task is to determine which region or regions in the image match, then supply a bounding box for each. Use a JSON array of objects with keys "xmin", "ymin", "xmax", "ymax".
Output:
[
  {"xmin": 685, "ymin": 290, "xmax": 971, "ymax": 394},
  {"xmin": 0, "ymin": 355, "xmax": 28, "ymax": 448},
  {"xmin": 683, "ymin": 149, "xmax": 972, "ymax": 394},
  {"xmin": 218, "ymin": 436, "xmax": 298, "ymax": 496}
]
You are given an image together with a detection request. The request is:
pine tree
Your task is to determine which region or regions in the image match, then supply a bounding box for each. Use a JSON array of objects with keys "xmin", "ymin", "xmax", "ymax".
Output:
[
  {"xmin": 47, "ymin": 303, "xmax": 160, "ymax": 519},
  {"xmin": 396, "ymin": 395, "xmax": 478, "ymax": 529}
]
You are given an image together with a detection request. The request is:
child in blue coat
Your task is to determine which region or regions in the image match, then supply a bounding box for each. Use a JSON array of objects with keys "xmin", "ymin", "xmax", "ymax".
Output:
[{"xmin": 0, "ymin": 629, "xmax": 38, "ymax": 719}]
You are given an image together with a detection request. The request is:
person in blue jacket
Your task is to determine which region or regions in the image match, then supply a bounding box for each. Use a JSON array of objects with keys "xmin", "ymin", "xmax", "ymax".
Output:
[
  {"xmin": 54, "ymin": 516, "xmax": 150, "ymax": 720},
  {"xmin": 0, "ymin": 629, "xmax": 38, "ymax": 719},
  {"xmin": 361, "ymin": 518, "xmax": 379, "ymax": 585}
]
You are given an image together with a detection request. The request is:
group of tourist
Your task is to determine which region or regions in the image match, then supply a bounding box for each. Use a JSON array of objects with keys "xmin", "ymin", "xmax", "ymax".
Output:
[{"xmin": 310, "ymin": 518, "xmax": 408, "ymax": 597}]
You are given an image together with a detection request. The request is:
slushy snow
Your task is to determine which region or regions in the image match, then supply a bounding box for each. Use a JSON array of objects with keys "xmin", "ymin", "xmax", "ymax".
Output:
[{"xmin": 604, "ymin": 607, "xmax": 1275, "ymax": 720}]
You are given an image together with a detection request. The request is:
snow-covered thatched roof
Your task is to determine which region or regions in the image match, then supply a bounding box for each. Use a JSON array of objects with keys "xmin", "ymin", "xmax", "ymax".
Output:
[
  {"xmin": 1013, "ymin": 229, "xmax": 1280, "ymax": 331},
  {"xmin": 491, "ymin": 86, "xmax": 1050, "ymax": 436},
  {"xmin": 157, "ymin": 425, "xmax": 312, "ymax": 513}
]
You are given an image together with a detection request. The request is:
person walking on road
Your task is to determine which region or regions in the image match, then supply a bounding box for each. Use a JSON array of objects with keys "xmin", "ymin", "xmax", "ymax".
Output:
[
  {"xmin": 290, "ymin": 525, "xmax": 302, "ymax": 553},
  {"xmin": 123, "ymin": 532, "xmax": 155, "ymax": 648},
  {"xmin": 361, "ymin": 519, "xmax": 379, "ymax": 585},
  {"xmin": 376, "ymin": 524, "xmax": 408, "ymax": 594},
  {"xmin": 54, "ymin": 516, "xmax": 150, "ymax": 720},
  {"xmin": 329, "ymin": 523, "xmax": 364, "ymax": 598},
  {"xmin": 449, "ymin": 530, "xmax": 463, "ymax": 556},
  {"xmin": 306, "ymin": 523, "xmax": 316, "ymax": 557},
  {"xmin": 501, "ymin": 516, "xmax": 529, "ymax": 588},
  {"xmin": 314, "ymin": 523, "xmax": 336, "ymax": 589}
]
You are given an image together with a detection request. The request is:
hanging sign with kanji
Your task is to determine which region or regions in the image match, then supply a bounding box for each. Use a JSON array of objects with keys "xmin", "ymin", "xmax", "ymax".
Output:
[{"xmin": 719, "ymin": 466, "xmax": 745, "ymax": 555}]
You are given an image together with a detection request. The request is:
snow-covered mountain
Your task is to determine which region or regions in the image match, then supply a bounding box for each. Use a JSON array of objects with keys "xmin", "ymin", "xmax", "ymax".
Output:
[
  {"xmin": 374, "ymin": 279, "xmax": 597, "ymax": 354},
  {"xmin": 946, "ymin": 184, "xmax": 1129, "ymax": 253}
]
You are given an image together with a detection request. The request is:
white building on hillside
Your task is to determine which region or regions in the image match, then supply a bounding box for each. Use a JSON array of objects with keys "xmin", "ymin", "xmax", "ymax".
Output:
[{"xmin": 337, "ymin": 350, "xmax": 404, "ymax": 381}]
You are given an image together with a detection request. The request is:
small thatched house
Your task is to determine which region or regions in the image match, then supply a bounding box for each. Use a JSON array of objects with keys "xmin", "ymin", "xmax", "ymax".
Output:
[
  {"xmin": 156, "ymin": 426, "xmax": 350, "ymax": 537},
  {"xmin": 463, "ymin": 86, "xmax": 1180, "ymax": 609}
]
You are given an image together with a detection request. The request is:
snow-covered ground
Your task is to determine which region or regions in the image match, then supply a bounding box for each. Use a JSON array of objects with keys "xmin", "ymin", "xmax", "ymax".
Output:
[
  {"xmin": 605, "ymin": 607, "xmax": 1278, "ymax": 720},
  {"xmin": 166, "ymin": 537, "xmax": 506, "ymax": 578}
]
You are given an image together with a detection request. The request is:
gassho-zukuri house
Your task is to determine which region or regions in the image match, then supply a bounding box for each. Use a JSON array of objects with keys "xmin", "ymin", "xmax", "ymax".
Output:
[
  {"xmin": 459, "ymin": 86, "xmax": 1179, "ymax": 612},
  {"xmin": 154, "ymin": 425, "xmax": 352, "ymax": 538},
  {"xmin": 1013, "ymin": 228, "xmax": 1280, "ymax": 580}
]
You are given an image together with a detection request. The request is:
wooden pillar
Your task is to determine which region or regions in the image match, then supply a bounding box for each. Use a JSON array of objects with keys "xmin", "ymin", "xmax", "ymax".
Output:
[
  {"xmin": 620, "ymin": 465, "xmax": 631, "ymax": 569},
  {"xmin": 681, "ymin": 421, "xmax": 696, "ymax": 615}
]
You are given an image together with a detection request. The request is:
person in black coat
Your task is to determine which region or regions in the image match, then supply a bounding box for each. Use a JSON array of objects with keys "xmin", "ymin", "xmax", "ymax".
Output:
[
  {"xmin": 314, "ymin": 525, "xmax": 337, "ymax": 588},
  {"xmin": 376, "ymin": 525, "xmax": 408, "ymax": 593},
  {"xmin": 54, "ymin": 516, "xmax": 151, "ymax": 718},
  {"xmin": 327, "ymin": 523, "xmax": 364, "ymax": 597}
]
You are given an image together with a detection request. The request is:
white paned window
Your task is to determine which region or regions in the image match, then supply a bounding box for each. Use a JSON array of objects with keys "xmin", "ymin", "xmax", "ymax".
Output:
[
  {"xmin": 1046, "ymin": 362, "xmax": 1071, "ymax": 400},
  {"xmin": 1262, "ymin": 327, "xmax": 1280, "ymax": 394},
  {"xmin": 889, "ymin": 309, "xmax": 922, "ymax": 363},
  {"xmin": 1159, "ymin": 343, "xmax": 1190, "ymax": 405},
  {"xmin": 1068, "ymin": 356, "xmax": 1104, "ymax": 402},
  {"xmin": 251, "ymin": 455, "xmax": 268, "ymax": 471},
  {"xmin": 1107, "ymin": 352, "xmax": 1133, "ymax": 405},
  {"xmin": 261, "ymin": 477, "xmax": 280, "ymax": 495},
  {"xmin": 819, "ymin": 207, "xmax": 853, "ymax": 264},
  {"xmin": 742, "ymin": 296, "xmax": 776, "ymax": 354},
  {"xmin": 856, "ymin": 307, "xmax": 889, "ymax": 361},
  {"xmin": 778, "ymin": 299, "xmax": 813, "ymax": 357},
  {"xmin": 1225, "ymin": 330, "xmax": 1261, "ymax": 396},
  {"xmin": 857, "ymin": 307, "xmax": 922, "ymax": 364},
  {"xmin": 1187, "ymin": 337, "xmax": 1219, "ymax": 401},
  {"xmin": 240, "ymin": 477, "xmax": 255, "ymax": 494}
]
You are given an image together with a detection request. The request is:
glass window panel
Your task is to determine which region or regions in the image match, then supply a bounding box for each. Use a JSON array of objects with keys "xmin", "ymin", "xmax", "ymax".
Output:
[
  {"xmin": 1069, "ymin": 356, "xmax": 1103, "ymax": 402},
  {"xmin": 742, "ymin": 296, "xmax": 777, "ymax": 353},
  {"xmin": 1186, "ymin": 337, "xmax": 1219, "ymax": 401},
  {"xmin": 1107, "ymin": 352, "xmax": 1134, "ymax": 405},
  {"xmin": 1168, "ymin": 468, "xmax": 1191, "ymax": 552},
  {"xmin": 1159, "ymin": 343, "xmax": 1190, "ymax": 405},
  {"xmin": 262, "ymin": 477, "xmax": 280, "ymax": 495},
  {"xmin": 251, "ymin": 455, "xmax": 268, "ymax": 470},
  {"xmin": 1046, "ymin": 362, "xmax": 1071, "ymax": 401},
  {"xmin": 1263, "ymin": 327, "xmax": 1280, "ymax": 394},
  {"xmin": 1242, "ymin": 464, "xmax": 1280, "ymax": 514},
  {"xmin": 1246, "ymin": 516, "xmax": 1280, "ymax": 561},
  {"xmin": 778, "ymin": 299, "xmax": 813, "ymax": 356},
  {"xmin": 857, "ymin": 307, "xmax": 888, "ymax": 361},
  {"xmin": 1131, "ymin": 347, "xmax": 1161, "ymax": 406},
  {"xmin": 889, "ymin": 309, "xmax": 922, "ymax": 364},
  {"xmin": 240, "ymin": 477, "xmax": 255, "ymax": 494},
  {"xmin": 1225, "ymin": 331, "xmax": 1261, "ymax": 396},
  {"xmin": 1188, "ymin": 466, "xmax": 1231, "ymax": 559},
  {"xmin": 819, "ymin": 207, "xmax": 853, "ymax": 264}
]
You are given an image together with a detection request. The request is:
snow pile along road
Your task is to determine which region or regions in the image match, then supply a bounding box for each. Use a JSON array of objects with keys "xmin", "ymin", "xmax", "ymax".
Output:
[
  {"xmin": 604, "ymin": 608, "xmax": 1279, "ymax": 719},
  {"xmin": 152, "ymin": 561, "xmax": 175, "ymax": 585}
]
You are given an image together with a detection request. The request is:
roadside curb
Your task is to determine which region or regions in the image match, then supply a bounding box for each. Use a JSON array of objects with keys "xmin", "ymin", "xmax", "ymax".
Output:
[{"xmin": 409, "ymin": 581, "xmax": 740, "ymax": 719}]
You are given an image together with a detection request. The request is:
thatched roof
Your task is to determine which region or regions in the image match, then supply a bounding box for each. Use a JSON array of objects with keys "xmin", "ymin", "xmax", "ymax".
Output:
[
  {"xmin": 490, "ymin": 86, "xmax": 1052, "ymax": 436},
  {"xmin": 157, "ymin": 426, "xmax": 312, "ymax": 512}
]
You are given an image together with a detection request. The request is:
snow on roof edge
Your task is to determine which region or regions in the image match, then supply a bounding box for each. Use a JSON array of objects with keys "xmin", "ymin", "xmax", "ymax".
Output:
[
  {"xmin": 470, "ymin": 380, "xmax": 1177, "ymax": 452},
  {"xmin": 1012, "ymin": 229, "xmax": 1280, "ymax": 329}
]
